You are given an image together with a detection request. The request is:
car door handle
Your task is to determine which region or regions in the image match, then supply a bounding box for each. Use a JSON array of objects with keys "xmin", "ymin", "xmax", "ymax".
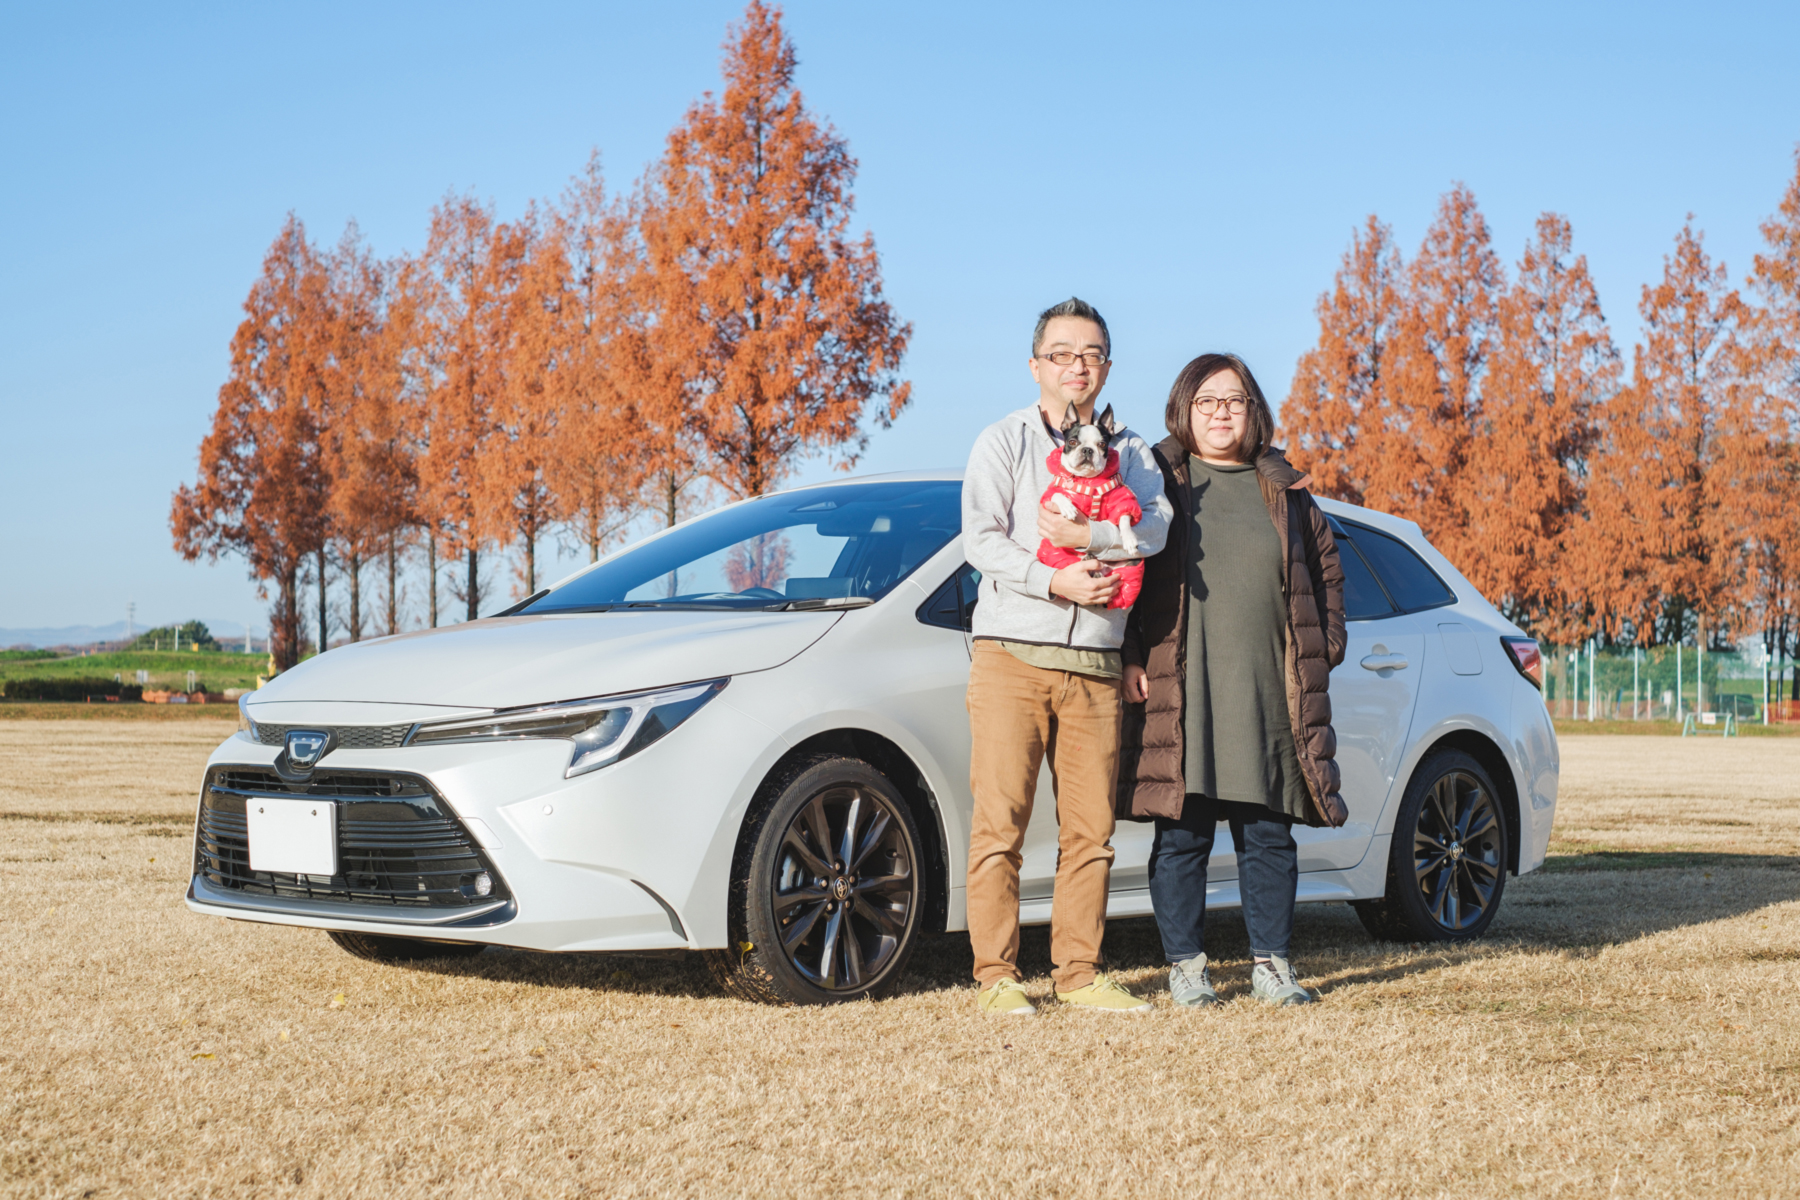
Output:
[{"xmin": 1360, "ymin": 651, "xmax": 1409, "ymax": 672}]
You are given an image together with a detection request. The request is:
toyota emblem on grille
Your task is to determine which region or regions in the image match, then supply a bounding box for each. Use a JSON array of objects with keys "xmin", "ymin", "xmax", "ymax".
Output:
[
  {"xmin": 274, "ymin": 728, "xmax": 335, "ymax": 780},
  {"xmin": 285, "ymin": 730, "xmax": 331, "ymax": 767}
]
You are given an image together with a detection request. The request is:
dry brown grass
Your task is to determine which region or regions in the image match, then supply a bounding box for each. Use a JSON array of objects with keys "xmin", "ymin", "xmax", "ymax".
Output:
[{"xmin": 2, "ymin": 721, "xmax": 1797, "ymax": 1198}]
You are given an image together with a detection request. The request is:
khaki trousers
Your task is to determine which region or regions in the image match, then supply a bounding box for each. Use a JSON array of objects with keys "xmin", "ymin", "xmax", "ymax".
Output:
[{"xmin": 965, "ymin": 640, "xmax": 1122, "ymax": 992}]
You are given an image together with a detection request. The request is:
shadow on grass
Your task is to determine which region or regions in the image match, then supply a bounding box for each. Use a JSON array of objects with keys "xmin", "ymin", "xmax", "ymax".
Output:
[
  {"xmin": 1538, "ymin": 850, "xmax": 1800, "ymax": 873},
  {"xmin": 374, "ymin": 852, "xmax": 1800, "ymax": 1001}
]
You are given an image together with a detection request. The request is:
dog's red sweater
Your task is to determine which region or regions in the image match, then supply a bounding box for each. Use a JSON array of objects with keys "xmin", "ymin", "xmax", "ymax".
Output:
[{"xmin": 1037, "ymin": 449, "xmax": 1144, "ymax": 611}]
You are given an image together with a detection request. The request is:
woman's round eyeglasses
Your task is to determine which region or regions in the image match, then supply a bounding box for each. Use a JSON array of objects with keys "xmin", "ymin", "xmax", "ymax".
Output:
[{"xmin": 1192, "ymin": 395, "xmax": 1250, "ymax": 415}]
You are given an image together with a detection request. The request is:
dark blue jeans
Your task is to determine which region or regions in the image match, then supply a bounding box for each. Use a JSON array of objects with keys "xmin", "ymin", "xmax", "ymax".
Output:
[{"xmin": 1148, "ymin": 794, "xmax": 1298, "ymax": 961}]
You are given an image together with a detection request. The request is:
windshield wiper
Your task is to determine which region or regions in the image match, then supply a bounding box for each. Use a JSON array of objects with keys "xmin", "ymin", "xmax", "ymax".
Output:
[{"xmin": 771, "ymin": 596, "xmax": 876, "ymax": 611}]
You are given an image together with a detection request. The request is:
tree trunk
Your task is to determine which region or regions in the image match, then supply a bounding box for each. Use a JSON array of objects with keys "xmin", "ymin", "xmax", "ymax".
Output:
[
  {"xmin": 347, "ymin": 549, "xmax": 363, "ymax": 642},
  {"xmin": 428, "ymin": 532, "xmax": 439, "ymax": 628},
  {"xmin": 386, "ymin": 531, "xmax": 399, "ymax": 636},
  {"xmin": 273, "ymin": 563, "xmax": 302, "ymax": 673},
  {"xmin": 524, "ymin": 532, "xmax": 536, "ymax": 595},
  {"xmin": 466, "ymin": 548, "xmax": 480, "ymax": 622},
  {"xmin": 316, "ymin": 547, "xmax": 329, "ymax": 656}
]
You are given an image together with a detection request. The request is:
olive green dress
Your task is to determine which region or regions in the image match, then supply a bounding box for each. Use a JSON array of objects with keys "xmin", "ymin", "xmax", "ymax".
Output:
[{"xmin": 1182, "ymin": 458, "xmax": 1310, "ymax": 819}]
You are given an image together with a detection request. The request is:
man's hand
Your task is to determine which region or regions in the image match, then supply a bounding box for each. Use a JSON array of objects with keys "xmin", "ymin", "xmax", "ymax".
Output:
[
  {"xmin": 1038, "ymin": 502, "xmax": 1092, "ymax": 551},
  {"xmin": 1051, "ymin": 561, "xmax": 1120, "ymax": 606},
  {"xmin": 1122, "ymin": 664, "xmax": 1149, "ymax": 703}
]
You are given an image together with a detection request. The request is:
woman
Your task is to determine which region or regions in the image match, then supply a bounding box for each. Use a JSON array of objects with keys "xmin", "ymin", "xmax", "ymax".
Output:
[{"xmin": 1118, "ymin": 352, "xmax": 1347, "ymax": 1008}]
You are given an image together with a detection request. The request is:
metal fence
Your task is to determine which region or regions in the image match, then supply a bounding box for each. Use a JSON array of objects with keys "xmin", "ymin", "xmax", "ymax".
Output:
[{"xmin": 1541, "ymin": 644, "xmax": 1800, "ymax": 723}]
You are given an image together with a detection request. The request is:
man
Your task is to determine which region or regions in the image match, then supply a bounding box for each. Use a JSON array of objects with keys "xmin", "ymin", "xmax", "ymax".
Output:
[{"xmin": 961, "ymin": 297, "xmax": 1173, "ymax": 1015}]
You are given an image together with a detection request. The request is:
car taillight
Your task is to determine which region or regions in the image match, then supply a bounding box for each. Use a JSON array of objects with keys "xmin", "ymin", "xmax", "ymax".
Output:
[{"xmin": 1501, "ymin": 637, "xmax": 1542, "ymax": 690}]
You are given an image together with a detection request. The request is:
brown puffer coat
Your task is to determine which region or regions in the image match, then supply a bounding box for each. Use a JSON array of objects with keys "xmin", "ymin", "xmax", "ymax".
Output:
[{"xmin": 1117, "ymin": 438, "xmax": 1348, "ymax": 827}]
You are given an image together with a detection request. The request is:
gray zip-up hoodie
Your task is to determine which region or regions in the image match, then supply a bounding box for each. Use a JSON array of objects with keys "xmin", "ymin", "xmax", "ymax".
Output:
[{"xmin": 962, "ymin": 404, "xmax": 1173, "ymax": 651}]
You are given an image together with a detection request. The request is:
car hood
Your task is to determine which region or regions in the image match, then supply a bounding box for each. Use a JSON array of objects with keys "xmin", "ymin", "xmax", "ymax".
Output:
[{"xmin": 247, "ymin": 610, "xmax": 842, "ymax": 711}]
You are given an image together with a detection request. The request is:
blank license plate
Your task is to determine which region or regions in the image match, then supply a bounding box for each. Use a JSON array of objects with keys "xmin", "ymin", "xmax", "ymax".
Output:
[{"xmin": 246, "ymin": 797, "xmax": 337, "ymax": 876}]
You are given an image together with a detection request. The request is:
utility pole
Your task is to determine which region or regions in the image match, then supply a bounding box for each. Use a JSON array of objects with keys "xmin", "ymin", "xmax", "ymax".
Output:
[
  {"xmin": 1588, "ymin": 639, "xmax": 1597, "ymax": 722},
  {"xmin": 126, "ymin": 601, "xmax": 135, "ymax": 641},
  {"xmin": 1699, "ymin": 639, "xmax": 1706, "ymax": 715}
]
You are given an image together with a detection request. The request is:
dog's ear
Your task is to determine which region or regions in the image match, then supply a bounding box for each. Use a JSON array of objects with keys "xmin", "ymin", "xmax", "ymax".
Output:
[
  {"xmin": 1059, "ymin": 401, "xmax": 1080, "ymax": 435},
  {"xmin": 1096, "ymin": 404, "xmax": 1119, "ymax": 440}
]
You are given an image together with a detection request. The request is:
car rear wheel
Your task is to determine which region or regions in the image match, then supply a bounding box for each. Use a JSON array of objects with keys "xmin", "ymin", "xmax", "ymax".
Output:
[
  {"xmin": 706, "ymin": 754, "xmax": 923, "ymax": 1005},
  {"xmin": 327, "ymin": 931, "xmax": 488, "ymax": 963},
  {"xmin": 1354, "ymin": 749, "xmax": 1508, "ymax": 943}
]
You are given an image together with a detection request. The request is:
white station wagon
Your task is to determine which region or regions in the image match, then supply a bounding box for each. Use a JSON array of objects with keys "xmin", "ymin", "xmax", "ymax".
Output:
[{"xmin": 189, "ymin": 469, "xmax": 1558, "ymax": 1004}]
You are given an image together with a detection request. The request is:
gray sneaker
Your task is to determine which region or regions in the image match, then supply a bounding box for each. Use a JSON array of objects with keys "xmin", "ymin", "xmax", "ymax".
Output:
[
  {"xmin": 1251, "ymin": 956, "xmax": 1313, "ymax": 1007},
  {"xmin": 1168, "ymin": 954, "xmax": 1219, "ymax": 1007}
]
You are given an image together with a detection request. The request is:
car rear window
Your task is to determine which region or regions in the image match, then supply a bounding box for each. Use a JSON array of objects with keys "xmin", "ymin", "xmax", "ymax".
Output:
[{"xmin": 1340, "ymin": 521, "xmax": 1456, "ymax": 613}]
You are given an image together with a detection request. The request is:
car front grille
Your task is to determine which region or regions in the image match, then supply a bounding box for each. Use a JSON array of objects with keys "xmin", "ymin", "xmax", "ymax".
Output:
[
  {"xmin": 195, "ymin": 767, "xmax": 508, "ymax": 912},
  {"xmin": 253, "ymin": 722, "xmax": 413, "ymax": 749}
]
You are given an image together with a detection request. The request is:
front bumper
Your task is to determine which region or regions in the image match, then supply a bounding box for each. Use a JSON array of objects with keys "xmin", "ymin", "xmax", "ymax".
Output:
[{"xmin": 185, "ymin": 690, "xmax": 785, "ymax": 951}]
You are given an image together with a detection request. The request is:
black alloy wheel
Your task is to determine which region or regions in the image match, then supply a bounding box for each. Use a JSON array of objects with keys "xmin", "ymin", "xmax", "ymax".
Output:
[
  {"xmin": 327, "ymin": 930, "xmax": 488, "ymax": 963},
  {"xmin": 1354, "ymin": 749, "xmax": 1508, "ymax": 943},
  {"xmin": 707, "ymin": 754, "xmax": 924, "ymax": 1004}
]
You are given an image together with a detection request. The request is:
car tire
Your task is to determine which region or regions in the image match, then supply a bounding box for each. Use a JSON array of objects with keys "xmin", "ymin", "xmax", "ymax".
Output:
[
  {"xmin": 705, "ymin": 753, "xmax": 924, "ymax": 1005},
  {"xmin": 326, "ymin": 931, "xmax": 488, "ymax": 963},
  {"xmin": 1353, "ymin": 748, "xmax": 1508, "ymax": 943}
]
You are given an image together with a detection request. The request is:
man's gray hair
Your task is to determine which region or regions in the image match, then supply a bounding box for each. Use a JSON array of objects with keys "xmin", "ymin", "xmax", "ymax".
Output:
[{"xmin": 1032, "ymin": 297, "xmax": 1111, "ymax": 359}]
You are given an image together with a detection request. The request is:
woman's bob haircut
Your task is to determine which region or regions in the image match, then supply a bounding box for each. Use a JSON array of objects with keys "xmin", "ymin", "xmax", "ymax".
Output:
[{"xmin": 1164, "ymin": 352, "xmax": 1275, "ymax": 464}]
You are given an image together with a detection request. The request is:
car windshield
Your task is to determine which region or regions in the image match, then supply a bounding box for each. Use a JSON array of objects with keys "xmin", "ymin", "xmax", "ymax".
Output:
[{"xmin": 522, "ymin": 480, "xmax": 964, "ymax": 614}]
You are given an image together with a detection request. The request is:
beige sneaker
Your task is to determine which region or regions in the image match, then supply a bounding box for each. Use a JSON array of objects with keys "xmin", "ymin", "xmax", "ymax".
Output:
[
  {"xmin": 1055, "ymin": 972, "xmax": 1153, "ymax": 1013},
  {"xmin": 978, "ymin": 977, "xmax": 1037, "ymax": 1016}
]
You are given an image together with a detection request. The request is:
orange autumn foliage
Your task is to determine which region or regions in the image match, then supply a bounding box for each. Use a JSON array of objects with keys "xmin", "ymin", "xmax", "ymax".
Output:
[
  {"xmin": 1459, "ymin": 214, "xmax": 1614, "ymax": 639},
  {"xmin": 1738, "ymin": 151, "xmax": 1800, "ymax": 663},
  {"xmin": 171, "ymin": 216, "xmax": 331, "ymax": 670},
  {"xmin": 1583, "ymin": 222, "xmax": 1746, "ymax": 645},
  {"xmin": 175, "ymin": 5, "xmax": 913, "ymax": 650},
  {"xmin": 634, "ymin": 2, "xmax": 912, "ymax": 502},
  {"xmin": 541, "ymin": 156, "xmax": 638, "ymax": 562},
  {"xmin": 1284, "ymin": 216, "xmax": 1404, "ymax": 507},
  {"xmin": 1369, "ymin": 185, "xmax": 1505, "ymax": 569},
  {"xmin": 404, "ymin": 195, "xmax": 528, "ymax": 621},
  {"xmin": 1284, "ymin": 176, "xmax": 1800, "ymax": 667}
]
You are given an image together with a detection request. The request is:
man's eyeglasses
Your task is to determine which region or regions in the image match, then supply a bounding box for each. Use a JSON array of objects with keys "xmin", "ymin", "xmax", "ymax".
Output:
[
  {"xmin": 1192, "ymin": 395, "xmax": 1250, "ymax": 416},
  {"xmin": 1038, "ymin": 350, "xmax": 1109, "ymax": 368}
]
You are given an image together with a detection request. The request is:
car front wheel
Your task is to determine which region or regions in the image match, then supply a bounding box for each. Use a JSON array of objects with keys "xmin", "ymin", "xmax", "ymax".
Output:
[
  {"xmin": 706, "ymin": 754, "xmax": 923, "ymax": 1004},
  {"xmin": 1354, "ymin": 748, "xmax": 1508, "ymax": 943}
]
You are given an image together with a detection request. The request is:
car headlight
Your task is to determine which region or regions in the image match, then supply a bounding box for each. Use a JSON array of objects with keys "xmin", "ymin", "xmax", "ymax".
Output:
[
  {"xmin": 406, "ymin": 678, "xmax": 728, "ymax": 777},
  {"xmin": 238, "ymin": 696, "xmax": 258, "ymax": 742}
]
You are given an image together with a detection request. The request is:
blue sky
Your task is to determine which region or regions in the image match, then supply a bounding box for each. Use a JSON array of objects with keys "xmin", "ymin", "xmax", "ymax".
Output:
[{"xmin": 3, "ymin": 1, "xmax": 1797, "ymax": 635}]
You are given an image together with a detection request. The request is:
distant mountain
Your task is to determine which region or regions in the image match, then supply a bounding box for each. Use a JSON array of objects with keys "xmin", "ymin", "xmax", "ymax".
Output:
[{"xmin": 0, "ymin": 618, "xmax": 264, "ymax": 650}]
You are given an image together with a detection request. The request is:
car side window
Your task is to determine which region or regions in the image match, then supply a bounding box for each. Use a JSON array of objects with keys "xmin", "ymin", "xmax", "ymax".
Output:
[
  {"xmin": 916, "ymin": 563, "xmax": 981, "ymax": 632},
  {"xmin": 1342, "ymin": 521, "xmax": 1455, "ymax": 612},
  {"xmin": 957, "ymin": 565, "xmax": 981, "ymax": 630},
  {"xmin": 1330, "ymin": 528, "xmax": 1396, "ymax": 620}
]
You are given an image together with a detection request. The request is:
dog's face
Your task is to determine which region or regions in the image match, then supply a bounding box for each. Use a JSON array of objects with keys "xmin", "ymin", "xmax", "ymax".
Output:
[{"xmin": 1058, "ymin": 403, "xmax": 1120, "ymax": 478}]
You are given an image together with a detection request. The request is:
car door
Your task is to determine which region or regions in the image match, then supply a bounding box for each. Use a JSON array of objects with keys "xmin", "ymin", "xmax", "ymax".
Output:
[
  {"xmin": 1304, "ymin": 518, "xmax": 1460, "ymax": 871},
  {"xmin": 915, "ymin": 564, "xmax": 1150, "ymax": 906},
  {"xmin": 1300, "ymin": 520, "xmax": 1429, "ymax": 871}
]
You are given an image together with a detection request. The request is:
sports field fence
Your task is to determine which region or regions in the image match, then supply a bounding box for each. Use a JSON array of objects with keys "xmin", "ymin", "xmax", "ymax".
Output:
[{"xmin": 1540, "ymin": 643, "xmax": 1800, "ymax": 724}]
